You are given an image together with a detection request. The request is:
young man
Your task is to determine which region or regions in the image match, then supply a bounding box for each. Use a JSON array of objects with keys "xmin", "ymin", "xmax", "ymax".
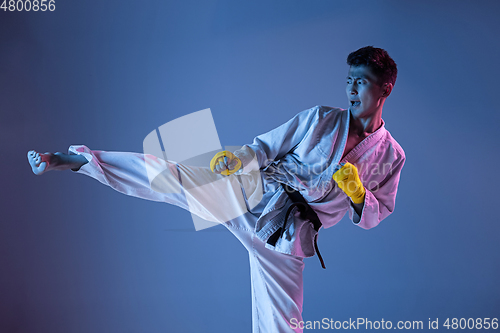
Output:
[{"xmin": 27, "ymin": 46, "xmax": 405, "ymax": 333}]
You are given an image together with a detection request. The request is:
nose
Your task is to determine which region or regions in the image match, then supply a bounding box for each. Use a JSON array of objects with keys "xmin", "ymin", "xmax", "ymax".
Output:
[{"xmin": 347, "ymin": 81, "xmax": 357, "ymax": 95}]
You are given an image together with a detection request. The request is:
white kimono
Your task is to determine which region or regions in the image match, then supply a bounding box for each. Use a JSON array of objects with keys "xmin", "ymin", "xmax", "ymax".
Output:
[
  {"xmin": 232, "ymin": 105, "xmax": 405, "ymax": 257},
  {"xmin": 69, "ymin": 105, "xmax": 405, "ymax": 333}
]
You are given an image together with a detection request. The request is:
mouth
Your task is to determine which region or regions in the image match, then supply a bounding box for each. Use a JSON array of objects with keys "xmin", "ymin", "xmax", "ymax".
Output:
[{"xmin": 350, "ymin": 101, "xmax": 361, "ymax": 107}]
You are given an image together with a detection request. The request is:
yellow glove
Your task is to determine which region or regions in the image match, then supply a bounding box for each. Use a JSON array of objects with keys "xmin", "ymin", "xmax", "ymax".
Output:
[
  {"xmin": 210, "ymin": 151, "xmax": 242, "ymax": 176},
  {"xmin": 332, "ymin": 162, "xmax": 365, "ymax": 204}
]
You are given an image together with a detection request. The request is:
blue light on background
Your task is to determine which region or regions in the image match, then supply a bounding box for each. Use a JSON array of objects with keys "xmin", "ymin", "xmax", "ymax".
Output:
[{"xmin": 1, "ymin": 1, "xmax": 499, "ymax": 332}]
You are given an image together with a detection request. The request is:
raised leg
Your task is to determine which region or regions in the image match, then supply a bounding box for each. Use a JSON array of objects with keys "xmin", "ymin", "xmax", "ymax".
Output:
[
  {"xmin": 29, "ymin": 145, "xmax": 305, "ymax": 332},
  {"xmin": 58, "ymin": 145, "xmax": 261, "ymax": 225}
]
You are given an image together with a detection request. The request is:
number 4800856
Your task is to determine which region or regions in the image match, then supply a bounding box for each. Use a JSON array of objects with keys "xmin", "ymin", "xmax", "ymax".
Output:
[{"xmin": 1, "ymin": 0, "xmax": 56, "ymax": 11}]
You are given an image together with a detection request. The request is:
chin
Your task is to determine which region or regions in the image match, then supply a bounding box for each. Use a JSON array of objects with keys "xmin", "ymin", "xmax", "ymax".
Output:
[{"xmin": 349, "ymin": 107, "xmax": 363, "ymax": 117}]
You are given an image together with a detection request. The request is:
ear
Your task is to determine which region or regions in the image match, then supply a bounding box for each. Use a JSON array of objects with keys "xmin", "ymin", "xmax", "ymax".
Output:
[{"xmin": 381, "ymin": 83, "xmax": 393, "ymax": 97}]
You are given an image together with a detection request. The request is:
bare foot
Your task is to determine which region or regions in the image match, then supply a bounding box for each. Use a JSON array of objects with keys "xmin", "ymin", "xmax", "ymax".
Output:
[
  {"xmin": 27, "ymin": 150, "xmax": 87, "ymax": 175},
  {"xmin": 27, "ymin": 150, "xmax": 51, "ymax": 175}
]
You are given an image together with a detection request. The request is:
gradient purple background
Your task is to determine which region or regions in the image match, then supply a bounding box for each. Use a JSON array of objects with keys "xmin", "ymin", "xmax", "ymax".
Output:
[{"xmin": 1, "ymin": 1, "xmax": 499, "ymax": 332}]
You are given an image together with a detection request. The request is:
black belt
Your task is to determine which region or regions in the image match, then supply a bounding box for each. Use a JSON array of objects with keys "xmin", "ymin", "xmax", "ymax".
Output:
[{"xmin": 266, "ymin": 184, "xmax": 326, "ymax": 269}]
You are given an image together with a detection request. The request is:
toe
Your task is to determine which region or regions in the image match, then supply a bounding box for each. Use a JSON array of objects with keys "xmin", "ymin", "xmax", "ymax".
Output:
[{"xmin": 37, "ymin": 162, "xmax": 47, "ymax": 174}]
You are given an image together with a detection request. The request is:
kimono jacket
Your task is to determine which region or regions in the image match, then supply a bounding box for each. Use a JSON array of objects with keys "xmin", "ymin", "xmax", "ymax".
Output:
[{"xmin": 233, "ymin": 105, "xmax": 406, "ymax": 258}]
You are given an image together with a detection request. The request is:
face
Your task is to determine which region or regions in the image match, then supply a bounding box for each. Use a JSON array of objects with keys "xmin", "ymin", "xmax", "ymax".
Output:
[{"xmin": 346, "ymin": 65, "xmax": 388, "ymax": 118}]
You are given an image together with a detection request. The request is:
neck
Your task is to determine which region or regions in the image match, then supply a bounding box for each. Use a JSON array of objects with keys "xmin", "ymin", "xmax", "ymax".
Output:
[{"xmin": 349, "ymin": 108, "xmax": 383, "ymax": 137}]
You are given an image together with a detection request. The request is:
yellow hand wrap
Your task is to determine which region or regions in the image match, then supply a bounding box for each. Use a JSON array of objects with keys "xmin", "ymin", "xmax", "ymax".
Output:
[
  {"xmin": 332, "ymin": 162, "xmax": 366, "ymax": 204},
  {"xmin": 210, "ymin": 151, "xmax": 242, "ymax": 176}
]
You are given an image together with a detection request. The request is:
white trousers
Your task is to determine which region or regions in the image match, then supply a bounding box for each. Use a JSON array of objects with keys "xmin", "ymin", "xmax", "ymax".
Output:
[{"xmin": 69, "ymin": 145, "xmax": 305, "ymax": 333}]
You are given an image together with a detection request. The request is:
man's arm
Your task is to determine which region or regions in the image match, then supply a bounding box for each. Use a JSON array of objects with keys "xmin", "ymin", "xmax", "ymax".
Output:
[
  {"xmin": 348, "ymin": 156, "xmax": 405, "ymax": 229},
  {"xmin": 210, "ymin": 106, "xmax": 322, "ymax": 176},
  {"xmin": 233, "ymin": 106, "xmax": 321, "ymax": 174}
]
